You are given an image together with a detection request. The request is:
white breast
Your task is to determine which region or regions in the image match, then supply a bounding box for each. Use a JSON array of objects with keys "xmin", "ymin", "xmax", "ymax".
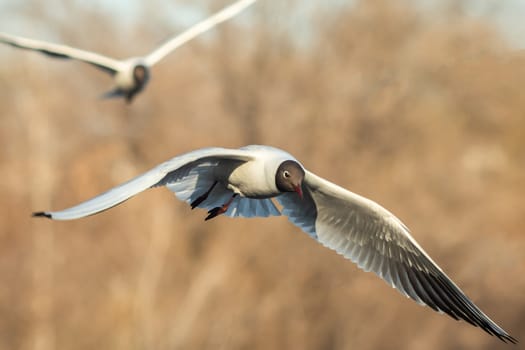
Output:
[
  {"xmin": 114, "ymin": 69, "xmax": 134, "ymax": 89},
  {"xmin": 114, "ymin": 58, "xmax": 144, "ymax": 89},
  {"xmin": 226, "ymin": 146, "xmax": 297, "ymax": 198},
  {"xmin": 226, "ymin": 161, "xmax": 273, "ymax": 198}
]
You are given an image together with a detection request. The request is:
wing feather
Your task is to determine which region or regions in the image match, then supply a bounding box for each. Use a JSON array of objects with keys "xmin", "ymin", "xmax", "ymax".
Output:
[
  {"xmin": 0, "ymin": 32, "xmax": 122, "ymax": 74},
  {"xmin": 276, "ymin": 170, "xmax": 516, "ymax": 343},
  {"xmin": 33, "ymin": 148, "xmax": 253, "ymax": 220},
  {"xmin": 145, "ymin": 0, "xmax": 256, "ymax": 66}
]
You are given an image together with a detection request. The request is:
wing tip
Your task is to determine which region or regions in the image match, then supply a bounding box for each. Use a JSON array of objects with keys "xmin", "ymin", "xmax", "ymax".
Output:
[
  {"xmin": 32, "ymin": 211, "xmax": 52, "ymax": 219},
  {"xmin": 495, "ymin": 332, "xmax": 518, "ymax": 344}
]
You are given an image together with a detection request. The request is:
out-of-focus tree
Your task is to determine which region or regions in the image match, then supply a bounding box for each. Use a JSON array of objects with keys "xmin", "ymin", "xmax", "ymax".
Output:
[{"xmin": 0, "ymin": 1, "xmax": 524, "ymax": 349}]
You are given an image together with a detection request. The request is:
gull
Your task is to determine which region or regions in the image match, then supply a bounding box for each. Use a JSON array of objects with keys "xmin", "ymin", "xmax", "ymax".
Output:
[
  {"xmin": 33, "ymin": 145, "xmax": 516, "ymax": 343},
  {"xmin": 0, "ymin": 0, "xmax": 255, "ymax": 103}
]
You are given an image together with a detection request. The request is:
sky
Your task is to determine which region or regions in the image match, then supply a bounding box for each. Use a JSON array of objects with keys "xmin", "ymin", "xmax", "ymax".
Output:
[
  {"xmin": 463, "ymin": 0, "xmax": 525, "ymax": 48},
  {"xmin": 0, "ymin": 0, "xmax": 524, "ymax": 48}
]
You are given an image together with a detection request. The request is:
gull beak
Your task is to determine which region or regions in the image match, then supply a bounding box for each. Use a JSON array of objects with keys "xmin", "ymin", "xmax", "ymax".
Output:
[{"xmin": 294, "ymin": 184, "xmax": 303, "ymax": 199}]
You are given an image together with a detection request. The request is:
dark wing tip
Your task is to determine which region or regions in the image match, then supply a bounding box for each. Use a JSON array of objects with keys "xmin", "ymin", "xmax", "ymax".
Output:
[
  {"xmin": 498, "ymin": 333, "xmax": 518, "ymax": 344},
  {"xmin": 32, "ymin": 211, "xmax": 52, "ymax": 219},
  {"xmin": 39, "ymin": 49, "xmax": 70, "ymax": 59}
]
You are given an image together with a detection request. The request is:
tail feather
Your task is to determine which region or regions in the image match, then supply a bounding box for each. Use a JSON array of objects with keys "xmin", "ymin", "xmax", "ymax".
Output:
[{"xmin": 101, "ymin": 88, "xmax": 125, "ymax": 100}]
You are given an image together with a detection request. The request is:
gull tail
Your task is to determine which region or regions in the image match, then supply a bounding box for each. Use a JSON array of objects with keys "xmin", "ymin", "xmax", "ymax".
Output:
[
  {"xmin": 101, "ymin": 88, "xmax": 125, "ymax": 100},
  {"xmin": 101, "ymin": 88, "xmax": 137, "ymax": 104}
]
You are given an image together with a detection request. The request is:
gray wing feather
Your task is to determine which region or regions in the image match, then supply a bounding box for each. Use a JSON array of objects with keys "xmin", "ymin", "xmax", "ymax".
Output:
[
  {"xmin": 277, "ymin": 189, "xmax": 317, "ymax": 239},
  {"xmin": 144, "ymin": 0, "xmax": 256, "ymax": 66},
  {"xmin": 34, "ymin": 148, "xmax": 254, "ymax": 220},
  {"xmin": 35, "ymin": 167, "xmax": 166, "ymax": 220},
  {"xmin": 227, "ymin": 196, "xmax": 280, "ymax": 218},
  {"xmin": 277, "ymin": 170, "xmax": 516, "ymax": 343},
  {"xmin": 0, "ymin": 31, "xmax": 122, "ymax": 74}
]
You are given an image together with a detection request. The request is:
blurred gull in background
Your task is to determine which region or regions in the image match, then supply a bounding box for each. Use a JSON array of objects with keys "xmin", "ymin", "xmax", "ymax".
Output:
[{"xmin": 0, "ymin": 0, "xmax": 256, "ymax": 103}]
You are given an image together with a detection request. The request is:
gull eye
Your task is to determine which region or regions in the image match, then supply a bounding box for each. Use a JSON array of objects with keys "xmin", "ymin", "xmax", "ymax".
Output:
[{"xmin": 283, "ymin": 170, "xmax": 291, "ymax": 178}]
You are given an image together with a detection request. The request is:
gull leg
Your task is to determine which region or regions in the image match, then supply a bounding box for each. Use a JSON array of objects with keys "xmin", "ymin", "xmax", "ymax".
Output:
[
  {"xmin": 205, "ymin": 194, "xmax": 237, "ymax": 221},
  {"xmin": 190, "ymin": 181, "xmax": 218, "ymax": 209}
]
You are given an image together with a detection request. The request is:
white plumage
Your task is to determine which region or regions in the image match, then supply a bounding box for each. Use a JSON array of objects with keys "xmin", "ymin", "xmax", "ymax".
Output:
[{"xmin": 33, "ymin": 145, "xmax": 516, "ymax": 343}]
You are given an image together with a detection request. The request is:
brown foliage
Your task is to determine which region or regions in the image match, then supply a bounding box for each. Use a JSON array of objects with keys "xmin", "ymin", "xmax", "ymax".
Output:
[{"xmin": 0, "ymin": 1, "xmax": 524, "ymax": 349}]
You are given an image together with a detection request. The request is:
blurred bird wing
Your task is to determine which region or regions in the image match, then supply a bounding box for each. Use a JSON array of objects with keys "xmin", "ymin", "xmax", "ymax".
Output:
[
  {"xmin": 276, "ymin": 170, "xmax": 516, "ymax": 343},
  {"xmin": 144, "ymin": 0, "xmax": 256, "ymax": 66},
  {"xmin": 0, "ymin": 32, "xmax": 123, "ymax": 74},
  {"xmin": 35, "ymin": 148, "xmax": 254, "ymax": 221}
]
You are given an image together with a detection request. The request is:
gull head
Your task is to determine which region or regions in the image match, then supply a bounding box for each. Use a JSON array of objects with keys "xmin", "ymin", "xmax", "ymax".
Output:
[
  {"xmin": 275, "ymin": 160, "xmax": 305, "ymax": 198},
  {"xmin": 133, "ymin": 64, "xmax": 150, "ymax": 88}
]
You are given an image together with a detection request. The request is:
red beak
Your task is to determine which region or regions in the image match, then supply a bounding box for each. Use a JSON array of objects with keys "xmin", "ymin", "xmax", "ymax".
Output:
[{"xmin": 294, "ymin": 184, "xmax": 303, "ymax": 199}]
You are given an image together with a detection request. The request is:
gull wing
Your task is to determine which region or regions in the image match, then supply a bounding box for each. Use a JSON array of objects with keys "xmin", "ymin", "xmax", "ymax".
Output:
[
  {"xmin": 33, "ymin": 148, "xmax": 254, "ymax": 220},
  {"xmin": 0, "ymin": 31, "xmax": 122, "ymax": 74},
  {"xmin": 276, "ymin": 170, "xmax": 516, "ymax": 343},
  {"xmin": 144, "ymin": 0, "xmax": 256, "ymax": 66}
]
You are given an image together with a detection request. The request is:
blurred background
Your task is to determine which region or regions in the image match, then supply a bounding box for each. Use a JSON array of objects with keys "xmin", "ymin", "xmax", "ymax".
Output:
[{"xmin": 0, "ymin": 0, "xmax": 524, "ymax": 349}]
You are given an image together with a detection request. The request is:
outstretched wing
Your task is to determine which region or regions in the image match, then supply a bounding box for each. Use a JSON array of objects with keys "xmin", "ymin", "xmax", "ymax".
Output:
[
  {"xmin": 0, "ymin": 31, "xmax": 122, "ymax": 74},
  {"xmin": 33, "ymin": 148, "xmax": 254, "ymax": 220},
  {"xmin": 276, "ymin": 170, "xmax": 516, "ymax": 343},
  {"xmin": 144, "ymin": 0, "xmax": 256, "ymax": 66}
]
